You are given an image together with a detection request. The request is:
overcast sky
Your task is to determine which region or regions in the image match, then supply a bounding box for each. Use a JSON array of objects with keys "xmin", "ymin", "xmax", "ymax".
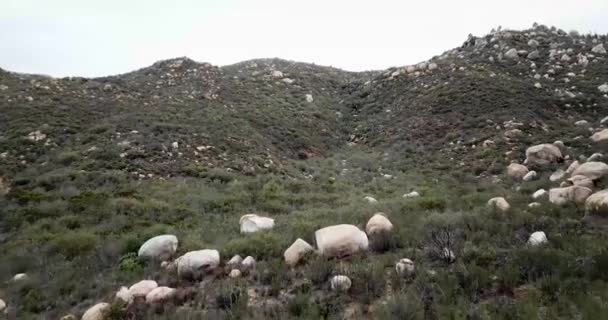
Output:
[{"xmin": 1, "ymin": 0, "xmax": 607, "ymax": 77}]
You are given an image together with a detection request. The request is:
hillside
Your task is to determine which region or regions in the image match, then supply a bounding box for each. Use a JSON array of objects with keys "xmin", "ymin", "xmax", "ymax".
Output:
[{"xmin": 1, "ymin": 24, "xmax": 608, "ymax": 319}]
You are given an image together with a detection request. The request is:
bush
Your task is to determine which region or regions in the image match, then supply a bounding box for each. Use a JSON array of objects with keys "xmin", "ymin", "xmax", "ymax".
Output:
[
  {"xmin": 415, "ymin": 196, "xmax": 447, "ymax": 211},
  {"xmin": 224, "ymin": 232, "xmax": 283, "ymax": 260},
  {"xmin": 379, "ymin": 292, "xmax": 423, "ymax": 320},
  {"xmin": 50, "ymin": 231, "xmax": 98, "ymax": 259},
  {"xmin": 118, "ymin": 252, "xmax": 143, "ymax": 273},
  {"xmin": 305, "ymin": 256, "xmax": 334, "ymax": 286},
  {"xmin": 349, "ymin": 262, "xmax": 386, "ymax": 303},
  {"xmin": 369, "ymin": 230, "xmax": 401, "ymax": 253}
]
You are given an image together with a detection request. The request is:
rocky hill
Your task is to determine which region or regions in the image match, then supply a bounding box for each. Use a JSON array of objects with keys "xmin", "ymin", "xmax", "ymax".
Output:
[{"xmin": 1, "ymin": 24, "xmax": 608, "ymax": 319}]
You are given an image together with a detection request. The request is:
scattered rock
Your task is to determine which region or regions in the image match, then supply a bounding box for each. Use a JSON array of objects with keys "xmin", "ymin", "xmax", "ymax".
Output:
[
  {"xmin": 571, "ymin": 162, "xmax": 608, "ymax": 181},
  {"xmin": 315, "ymin": 224, "xmax": 368, "ymax": 258},
  {"xmin": 525, "ymin": 144, "xmax": 563, "ymax": 167},
  {"xmin": 527, "ymin": 39, "xmax": 539, "ymax": 47},
  {"xmin": 395, "ymin": 258, "xmax": 415, "ymax": 278},
  {"xmin": 129, "ymin": 280, "xmax": 158, "ymax": 299},
  {"xmin": 532, "ymin": 189, "xmax": 547, "ymax": 199},
  {"xmin": 523, "ymin": 170, "xmax": 538, "ymax": 181},
  {"xmin": 176, "ymin": 249, "xmax": 220, "ymax": 280},
  {"xmin": 505, "ymin": 48, "xmax": 519, "ymax": 59},
  {"xmin": 590, "ymin": 129, "xmax": 608, "ymax": 143},
  {"xmin": 116, "ymin": 286, "xmax": 131, "ymax": 303},
  {"xmin": 567, "ymin": 175, "xmax": 594, "ymax": 189},
  {"xmin": 146, "ymin": 286, "xmax": 177, "ymax": 305},
  {"xmin": 588, "ymin": 153, "xmax": 603, "ymax": 162},
  {"xmin": 330, "ymin": 275, "xmax": 352, "ymax": 292},
  {"xmin": 527, "ymin": 50, "xmax": 540, "ymax": 60},
  {"xmin": 226, "ymin": 255, "xmax": 243, "ymax": 268},
  {"xmin": 575, "ymin": 120, "xmax": 589, "ymax": 127},
  {"xmin": 305, "ymin": 94, "xmax": 314, "ymax": 103},
  {"xmin": 549, "ymin": 186, "xmax": 593, "ymax": 205},
  {"xmin": 507, "ymin": 163, "xmax": 528, "ymax": 179},
  {"xmin": 26, "ymin": 130, "xmax": 47, "ymax": 142},
  {"xmin": 504, "ymin": 128, "xmax": 524, "ymax": 139},
  {"xmin": 528, "ymin": 202, "xmax": 541, "ymax": 208},
  {"xmin": 528, "ymin": 231, "xmax": 548, "ymax": 246},
  {"xmin": 241, "ymin": 256, "xmax": 256, "ymax": 271},
  {"xmin": 487, "ymin": 197, "xmax": 510, "ymax": 212},
  {"xmin": 271, "ymin": 70, "xmax": 283, "ymax": 78},
  {"xmin": 284, "ymin": 238, "xmax": 314, "ymax": 267},
  {"xmin": 81, "ymin": 303, "xmax": 111, "ymax": 320},
  {"xmin": 599, "ymin": 84, "xmax": 608, "ymax": 93},
  {"xmin": 229, "ymin": 269, "xmax": 242, "ymax": 278},
  {"xmin": 566, "ymin": 161, "xmax": 581, "ymax": 175},
  {"xmin": 591, "ymin": 43, "xmax": 606, "ymax": 54},
  {"xmin": 549, "ymin": 169, "xmax": 566, "ymax": 182},
  {"xmin": 240, "ymin": 214, "xmax": 275, "ymax": 233},
  {"xmin": 12, "ymin": 273, "xmax": 28, "ymax": 282},
  {"xmin": 364, "ymin": 196, "xmax": 378, "ymax": 204},
  {"xmin": 403, "ymin": 191, "xmax": 421, "ymax": 198},
  {"xmin": 138, "ymin": 235, "xmax": 178, "ymax": 261},
  {"xmin": 585, "ymin": 189, "xmax": 608, "ymax": 217},
  {"xmin": 365, "ymin": 213, "xmax": 393, "ymax": 235},
  {"xmin": 0, "ymin": 299, "xmax": 5, "ymax": 314}
]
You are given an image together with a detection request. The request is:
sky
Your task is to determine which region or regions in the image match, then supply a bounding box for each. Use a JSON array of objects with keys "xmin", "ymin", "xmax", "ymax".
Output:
[{"xmin": 1, "ymin": 0, "xmax": 607, "ymax": 78}]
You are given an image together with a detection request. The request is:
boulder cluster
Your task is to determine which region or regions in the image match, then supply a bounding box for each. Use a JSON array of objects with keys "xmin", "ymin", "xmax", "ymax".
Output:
[{"xmin": 77, "ymin": 212, "xmax": 415, "ymax": 319}]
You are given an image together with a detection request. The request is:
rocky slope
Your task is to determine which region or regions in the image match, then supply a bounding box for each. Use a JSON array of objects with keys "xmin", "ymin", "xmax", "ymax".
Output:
[{"xmin": 1, "ymin": 24, "xmax": 608, "ymax": 319}]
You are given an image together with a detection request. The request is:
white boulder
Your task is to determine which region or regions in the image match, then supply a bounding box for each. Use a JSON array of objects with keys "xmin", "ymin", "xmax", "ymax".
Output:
[
  {"xmin": 592, "ymin": 43, "xmax": 606, "ymax": 54},
  {"xmin": 229, "ymin": 269, "xmax": 242, "ymax": 278},
  {"xmin": 532, "ymin": 189, "xmax": 547, "ymax": 199},
  {"xmin": 567, "ymin": 175, "xmax": 594, "ymax": 189},
  {"xmin": 523, "ymin": 170, "xmax": 538, "ymax": 181},
  {"xmin": 0, "ymin": 299, "xmax": 5, "ymax": 314},
  {"xmin": 330, "ymin": 275, "xmax": 352, "ymax": 292},
  {"xmin": 115, "ymin": 286, "xmax": 131, "ymax": 303},
  {"xmin": 403, "ymin": 191, "xmax": 420, "ymax": 198},
  {"xmin": 240, "ymin": 214, "xmax": 275, "ymax": 233},
  {"xmin": 226, "ymin": 255, "xmax": 243, "ymax": 268},
  {"xmin": 241, "ymin": 256, "xmax": 256, "ymax": 270},
  {"xmin": 315, "ymin": 224, "xmax": 369, "ymax": 258},
  {"xmin": 566, "ymin": 161, "xmax": 580, "ymax": 175},
  {"xmin": 129, "ymin": 280, "xmax": 158, "ymax": 299},
  {"xmin": 585, "ymin": 189, "xmax": 608, "ymax": 216},
  {"xmin": 487, "ymin": 197, "xmax": 510, "ymax": 212},
  {"xmin": 305, "ymin": 94, "xmax": 314, "ymax": 103},
  {"xmin": 145, "ymin": 286, "xmax": 176, "ymax": 305},
  {"xmin": 525, "ymin": 144, "xmax": 563, "ymax": 167},
  {"xmin": 590, "ymin": 129, "xmax": 608, "ymax": 143},
  {"xmin": 364, "ymin": 196, "xmax": 378, "ymax": 204},
  {"xmin": 507, "ymin": 163, "xmax": 528, "ymax": 179},
  {"xmin": 365, "ymin": 213, "xmax": 394, "ymax": 235},
  {"xmin": 12, "ymin": 273, "xmax": 28, "ymax": 282},
  {"xmin": 528, "ymin": 231, "xmax": 548, "ymax": 246},
  {"xmin": 284, "ymin": 238, "xmax": 314, "ymax": 267},
  {"xmin": 571, "ymin": 162, "xmax": 608, "ymax": 181},
  {"xmin": 549, "ymin": 169, "xmax": 566, "ymax": 182},
  {"xmin": 176, "ymin": 249, "xmax": 220, "ymax": 280},
  {"xmin": 138, "ymin": 235, "xmax": 178, "ymax": 261},
  {"xmin": 505, "ymin": 48, "xmax": 519, "ymax": 59},
  {"xmin": 81, "ymin": 303, "xmax": 111, "ymax": 320},
  {"xmin": 549, "ymin": 186, "xmax": 593, "ymax": 205},
  {"xmin": 528, "ymin": 202, "xmax": 541, "ymax": 208}
]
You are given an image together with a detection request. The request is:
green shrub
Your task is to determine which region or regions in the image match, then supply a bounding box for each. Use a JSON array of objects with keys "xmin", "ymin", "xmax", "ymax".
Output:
[
  {"xmin": 50, "ymin": 231, "xmax": 98, "ymax": 258},
  {"xmin": 224, "ymin": 232, "xmax": 283, "ymax": 260},
  {"xmin": 415, "ymin": 196, "xmax": 446, "ymax": 211},
  {"xmin": 349, "ymin": 262, "xmax": 386, "ymax": 303},
  {"xmin": 118, "ymin": 252, "xmax": 143, "ymax": 273},
  {"xmin": 305, "ymin": 256, "xmax": 334, "ymax": 286}
]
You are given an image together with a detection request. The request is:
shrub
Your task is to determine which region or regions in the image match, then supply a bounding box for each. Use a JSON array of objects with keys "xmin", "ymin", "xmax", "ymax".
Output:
[
  {"xmin": 415, "ymin": 196, "xmax": 447, "ymax": 211},
  {"xmin": 224, "ymin": 232, "xmax": 283, "ymax": 260},
  {"xmin": 118, "ymin": 252, "xmax": 143, "ymax": 273},
  {"xmin": 369, "ymin": 230, "xmax": 401, "ymax": 253},
  {"xmin": 349, "ymin": 262, "xmax": 386, "ymax": 303},
  {"xmin": 379, "ymin": 292, "xmax": 423, "ymax": 320},
  {"xmin": 305, "ymin": 256, "xmax": 334, "ymax": 286},
  {"xmin": 50, "ymin": 231, "xmax": 98, "ymax": 259}
]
